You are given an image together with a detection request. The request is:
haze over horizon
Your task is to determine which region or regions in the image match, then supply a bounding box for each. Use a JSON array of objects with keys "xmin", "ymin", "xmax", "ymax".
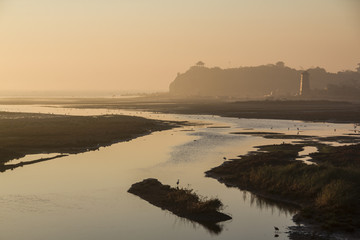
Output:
[{"xmin": 0, "ymin": 0, "xmax": 359, "ymax": 92}]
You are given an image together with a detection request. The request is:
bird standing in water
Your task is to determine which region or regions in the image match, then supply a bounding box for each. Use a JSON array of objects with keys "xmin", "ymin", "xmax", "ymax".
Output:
[
  {"xmin": 176, "ymin": 179, "xmax": 179, "ymax": 189},
  {"xmin": 274, "ymin": 226, "xmax": 279, "ymax": 232}
]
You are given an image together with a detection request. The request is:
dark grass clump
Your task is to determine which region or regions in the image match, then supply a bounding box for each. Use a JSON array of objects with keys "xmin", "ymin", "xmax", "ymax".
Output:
[
  {"xmin": 166, "ymin": 187, "xmax": 223, "ymax": 214},
  {"xmin": 128, "ymin": 178, "xmax": 231, "ymax": 225},
  {"xmin": 311, "ymin": 144, "xmax": 360, "ymax": 167}
]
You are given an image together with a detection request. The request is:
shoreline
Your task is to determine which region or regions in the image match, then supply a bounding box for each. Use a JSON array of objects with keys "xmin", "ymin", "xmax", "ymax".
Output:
[
  {"xmin": 63, "ymin": 100, "xmax": 360, "ymax": 124},
  {"xmin": 206, "ymin": 171, "xmax": 302, "ymax": 209},
  {"xmin": 1, "ymin": 98, "xmax": 360, "ymax": 123},
  {"xmin": 205, "ymin": 143, "xmax": 360, "ymax": 239},
  {"xmin": 206, "ymin": 171, "xmax": 336, "ymax": 240},
  {"xmin": 1, "ymin": 154, "xmax": 68, "ymax": 172},
  {"xmin": 0, "ymin": 112, "xmax": 185, "ymax": 171}
]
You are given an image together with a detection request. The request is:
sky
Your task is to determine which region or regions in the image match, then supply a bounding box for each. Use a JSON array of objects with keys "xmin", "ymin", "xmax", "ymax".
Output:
[{"xmin": 0, "ymin": 0, "xmax": 359, "ymax": 92}]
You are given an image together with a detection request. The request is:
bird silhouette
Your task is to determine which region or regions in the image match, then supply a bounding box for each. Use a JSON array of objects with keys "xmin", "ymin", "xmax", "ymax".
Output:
[
  {"xmin": 274, "ymin": 226, "xmax": 279, "ymax": 232},
  {"xmin": 223, "ymin": 157, "xmax": 227, "ymax": 160},
  {"xmin": 176, "ymin": 179, "xmax": 179, "ymax": 188}
]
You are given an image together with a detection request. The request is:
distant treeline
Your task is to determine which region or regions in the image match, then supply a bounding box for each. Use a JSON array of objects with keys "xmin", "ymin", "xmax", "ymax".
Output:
[{"xmin": 169, "ymin": 62, "xmax": 360, "ymax": 99}]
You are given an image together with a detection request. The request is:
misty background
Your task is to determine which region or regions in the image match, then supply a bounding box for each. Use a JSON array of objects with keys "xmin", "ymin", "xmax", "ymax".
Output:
[{"xmin": 0, "ymin": 0, "xmax": 359, "ymax": 93}]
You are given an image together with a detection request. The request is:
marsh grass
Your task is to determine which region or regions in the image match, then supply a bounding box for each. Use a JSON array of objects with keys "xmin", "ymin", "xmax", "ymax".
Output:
[
  {"xmin": 128, "ymin": 178, "xmax": 231, "ymax": 227},
  {"xmin": 207, "ymin": 143, "xmax": 360, "ymax": 231},
  {"xmin": 129, "ymin": 178, "xmax": 224, "ymax": 214},
  {"xmin": 166, "ymin": 187, "xmax": 223, "ymax": 214}
]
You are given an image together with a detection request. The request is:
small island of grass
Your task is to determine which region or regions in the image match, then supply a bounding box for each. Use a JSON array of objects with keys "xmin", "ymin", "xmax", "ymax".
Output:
[{"xmin": 128, "ymin": 178, "xmax": 231, "ymax": 233}]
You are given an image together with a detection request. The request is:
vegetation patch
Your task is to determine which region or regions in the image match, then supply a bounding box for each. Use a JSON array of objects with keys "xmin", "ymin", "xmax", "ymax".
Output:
[
  {"xmin": 317, "ymin": 136, "xmax": 360, "ymax": 144},
  {"xmin": 206, "ymin": 143, "xmax": 360, "ymax": 233},
  {"xmin": 128, "ymin": 178, "xmax": 231, "ymax": 234},
  {"xmin": 310, "ymin": 144, "xmax": 360, "ymax": 167}
]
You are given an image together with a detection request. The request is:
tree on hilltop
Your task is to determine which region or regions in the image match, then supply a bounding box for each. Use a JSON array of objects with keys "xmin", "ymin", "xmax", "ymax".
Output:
[
  {"xmin": 196, "ymin": 61, "xmax": 205, "ymax": 67},
  {"xmin": 276, "ymin": 61, "xmax": 285, "ymax": 68}
]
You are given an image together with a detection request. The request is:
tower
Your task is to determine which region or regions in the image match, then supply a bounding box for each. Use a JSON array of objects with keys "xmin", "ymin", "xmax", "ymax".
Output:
[{"xmin": 300, "ymin": 71, "xmax": 310, "ymax": 96}]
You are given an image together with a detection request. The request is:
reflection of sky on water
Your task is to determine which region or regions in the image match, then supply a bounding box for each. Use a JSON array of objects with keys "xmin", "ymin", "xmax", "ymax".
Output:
[
  {"xmin": 0, "ymin": 104, "xmax": 357, "ymax": 239},
  {"xmin": 169, "ymin": 130, "xmax": 247, "ymax": 164},
  {"xmin": 296, "ymin": 146, "xmax": 318, "ymax": 165}
]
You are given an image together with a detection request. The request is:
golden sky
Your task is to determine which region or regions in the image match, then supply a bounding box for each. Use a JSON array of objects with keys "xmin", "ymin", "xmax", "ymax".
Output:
[{"xmin": 0, "ymin": 0, "xmax": 359, "ymax": 92}]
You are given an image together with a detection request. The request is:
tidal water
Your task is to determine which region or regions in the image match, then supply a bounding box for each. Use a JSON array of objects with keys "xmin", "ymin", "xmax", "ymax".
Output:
[{"xmin": 0, "ymin": 105, "xmax": 356, "ymax": 240}]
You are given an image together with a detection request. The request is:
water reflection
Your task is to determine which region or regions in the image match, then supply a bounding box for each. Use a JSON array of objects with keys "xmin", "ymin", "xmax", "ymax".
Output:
[
  {"xmin": 1, "ymin": 154, "xmax": 67, "ymax": 172},
  {"xmin": 0, "ymin": 104, "xmax": 357, "ymax": 240},
  {"xmin": 296, "ymin": 146, "xmax": 318, "ymax": 165},
  {"xmin": 242, "ymin": 191, "xmax": 298, "ymax": 216},
  {"xmin": 172, "ymin": 215, "xmax": 226, "ymax": 235}
]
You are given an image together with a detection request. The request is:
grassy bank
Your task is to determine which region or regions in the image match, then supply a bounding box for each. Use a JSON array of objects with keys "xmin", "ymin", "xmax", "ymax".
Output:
[
  {"xmin": 0, "ymin": 112, "xmax": 181, "ymax": 170},
  {"xmin": 206, "ymin": 143, "xmax": 360, "ymax": 233}
]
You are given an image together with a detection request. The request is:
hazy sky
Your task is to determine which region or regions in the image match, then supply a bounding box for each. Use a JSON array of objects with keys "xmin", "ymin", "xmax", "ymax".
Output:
[{"xmin": 0, "ymin": 0, "xmax": 359, "ymax": 92}]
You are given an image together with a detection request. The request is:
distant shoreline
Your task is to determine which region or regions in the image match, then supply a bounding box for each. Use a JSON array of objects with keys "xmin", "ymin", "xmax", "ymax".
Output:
[{"xmin": 0, "ymin": 97, "xmax": 355, "ymax": 123}]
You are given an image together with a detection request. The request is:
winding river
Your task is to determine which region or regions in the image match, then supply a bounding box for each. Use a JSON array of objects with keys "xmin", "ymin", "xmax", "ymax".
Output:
[{"xmin": 0, "ymin": 105, "xmax": 355, "ymax": 240}]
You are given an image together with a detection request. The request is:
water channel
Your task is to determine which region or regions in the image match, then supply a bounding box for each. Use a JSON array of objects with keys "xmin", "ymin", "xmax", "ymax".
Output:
[{"xmin": 0, "ymin": 105, "xmax": 356, "ymax": 240}]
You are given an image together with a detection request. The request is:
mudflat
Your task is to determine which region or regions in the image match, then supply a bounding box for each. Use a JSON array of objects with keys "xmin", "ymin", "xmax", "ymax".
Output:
[
  {"xmin": 0, "ymin": 112, "xmax": 181, "ymax": 171},
  {"xmin": 2, "ymin": 97, "xmax": 358, "ymax": 123}
]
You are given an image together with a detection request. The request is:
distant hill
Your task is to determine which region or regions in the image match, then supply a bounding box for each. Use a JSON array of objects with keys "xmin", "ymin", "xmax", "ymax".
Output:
[{"xmin": 169, "ymin": 63, "xmax": 360, "ymax": 98}]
